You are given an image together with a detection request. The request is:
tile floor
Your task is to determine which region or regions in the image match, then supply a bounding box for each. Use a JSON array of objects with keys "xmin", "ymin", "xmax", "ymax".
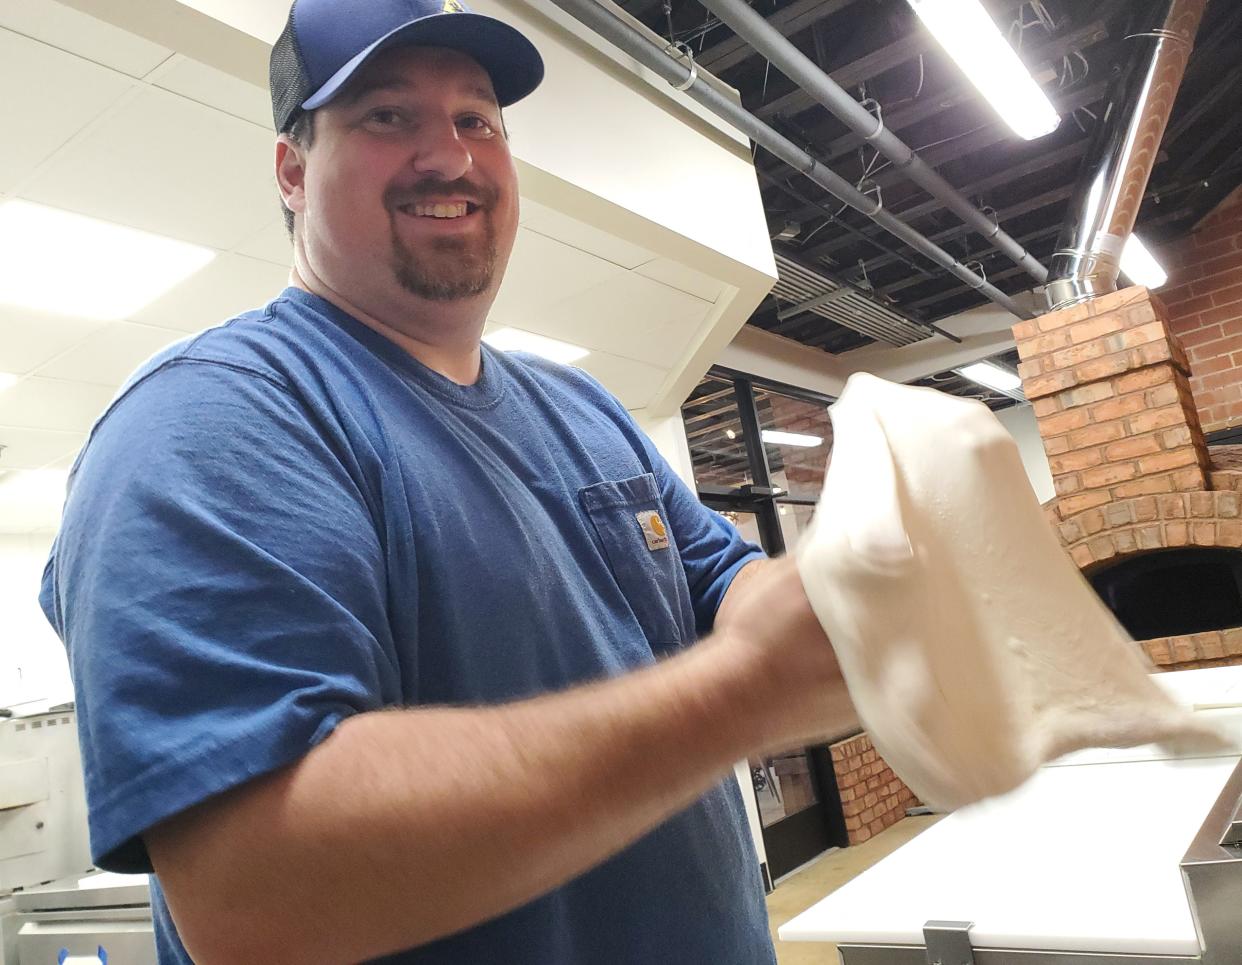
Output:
[{"xmin": 765, "ymin": 815, "xmax": 943, "ymax": 964}]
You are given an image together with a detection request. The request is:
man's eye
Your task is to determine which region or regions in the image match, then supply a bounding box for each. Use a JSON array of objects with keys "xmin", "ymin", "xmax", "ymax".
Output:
[
  {"xmin": 366, "ymin": 108, "xmax": 404, "ymax": 127},
  {"xmin": 459, "ymin": 115, "xmax": 496, "ymax": 136}
]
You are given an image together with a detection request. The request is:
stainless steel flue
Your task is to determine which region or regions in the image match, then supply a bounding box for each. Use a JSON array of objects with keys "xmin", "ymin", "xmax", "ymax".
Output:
[{"xmin": 1045, "ymin": 0, "xmax": 1205, "ymax": 310}]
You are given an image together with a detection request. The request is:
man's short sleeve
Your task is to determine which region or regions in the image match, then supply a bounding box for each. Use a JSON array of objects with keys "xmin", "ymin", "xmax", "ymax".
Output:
[
  {"xmin": 639, "ymin": 434, "xmax": 765, "ymax": 636},
  {"xmin": 40, "ymin": 360, "xmax": 396, "ymax": 873}
]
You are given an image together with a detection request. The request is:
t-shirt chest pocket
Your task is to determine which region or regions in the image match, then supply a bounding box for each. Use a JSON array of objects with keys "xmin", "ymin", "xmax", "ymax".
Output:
[{"xmin": 578, "ymin": 473, "xmax": 694, "ymax": 654}]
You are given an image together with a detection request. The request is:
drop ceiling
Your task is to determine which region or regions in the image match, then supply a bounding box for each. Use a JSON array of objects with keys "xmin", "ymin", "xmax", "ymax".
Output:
[{"xmin": 0, "ymin": 0, "xmax": 733, "ymax": 532}]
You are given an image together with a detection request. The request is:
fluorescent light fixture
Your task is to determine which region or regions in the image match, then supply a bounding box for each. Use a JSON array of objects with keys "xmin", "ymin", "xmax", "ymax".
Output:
[
  {"xmin": 907, "ymin": 0, "xmax": 1059, "ymax": 140},
  {"xmin": 761, "ymin": 429, "xmax": 823, "ymax": 448},
  {"xmin": 0, "ymin": 201, "xmax": 215, "ymax": 321},
  {"xmin": 0, "ymin": 372, "xmax": 18, "ymax": 392},
  {"xmin": 482, "ymin": 327, "xmax": 589, "ymax": 364},
  {"xmin": 959, "ymin": 361, "xmax": 1022, "ymax": 393},
  {"xmin": 1120, "ymin": 233, "xmax": 1168, "ymax": 290}
]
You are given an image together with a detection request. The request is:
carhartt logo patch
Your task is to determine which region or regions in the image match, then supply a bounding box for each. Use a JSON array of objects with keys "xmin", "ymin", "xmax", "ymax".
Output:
[
  {"xmin": 442, "ymin": 0, "xmax": 465, "ymax": 11},
  {"xmin": 636, "ymin": 510, "xmax": 669, "ymax": 551}
]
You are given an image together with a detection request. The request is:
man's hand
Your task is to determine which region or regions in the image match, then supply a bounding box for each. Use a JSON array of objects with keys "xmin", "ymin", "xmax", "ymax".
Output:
[
  {"xmin": 148, "ymin": 555, "xmax": 857, "ymax": 964},
  {"xmin": 713, "ymin": 556, "xmax": 858, "ymax": 753}
]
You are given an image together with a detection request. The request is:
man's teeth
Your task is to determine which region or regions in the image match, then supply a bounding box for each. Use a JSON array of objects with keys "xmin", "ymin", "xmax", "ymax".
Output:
[{"xmin": 407, "ymin": 202, "xmax": 469, "ymax": 218}]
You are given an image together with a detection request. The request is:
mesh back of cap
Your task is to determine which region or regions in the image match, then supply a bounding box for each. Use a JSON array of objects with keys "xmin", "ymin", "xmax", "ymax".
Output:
[{"xmin": 270, "ymin": 13, "xmax": 311, "ymax": 132}]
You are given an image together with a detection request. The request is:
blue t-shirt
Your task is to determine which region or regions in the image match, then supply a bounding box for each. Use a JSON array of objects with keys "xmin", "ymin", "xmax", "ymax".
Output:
[{"xmin": 40, "ymin": 287, "xmax": 774, "ymax": 964}]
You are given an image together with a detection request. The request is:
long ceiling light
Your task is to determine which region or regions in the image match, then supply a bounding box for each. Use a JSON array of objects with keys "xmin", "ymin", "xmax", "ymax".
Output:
[
  {"xmin": 0, "ymin": 201, "xmax": 216, "ymax": 321},
  {"xmin": 907, "ymin": 0, "xmax": 1060, "ymax": 140},
  {"xmin": 483, "ymin": 327, "xmax": 589, "ymax": 364},
  {"xmin": 1120, "ymin": 233, "xmax": 1169, "ymax": 290},
  {"xmin": 761, "ymin": 429, "xmax": 824, "ymax": 448},
  {"xmin": 958, "ymin": 360, "xmax": 1023, "ymax": 394}
]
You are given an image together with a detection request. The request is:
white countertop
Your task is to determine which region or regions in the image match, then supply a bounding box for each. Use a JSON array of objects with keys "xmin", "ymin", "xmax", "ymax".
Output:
[{"xmin": 779, "ymin": 666, "xmax": 1242, "ymax": 955}]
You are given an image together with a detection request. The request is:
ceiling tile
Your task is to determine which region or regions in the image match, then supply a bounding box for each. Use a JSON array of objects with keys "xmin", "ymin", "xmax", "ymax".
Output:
[
  {"xmin": 151, "ymin": 55, "xmax": 270, "ymax": 129},
  {"xmin": 0, "ymin": 0, "xmax": 171, "ymax": 78},
  {"xmin": 0, "ymin": 427, "xmax": 85, "ymax": 471},
  {"xmin": 36, "ymin": 322, "xmax": 188, "ymax": 387},
  {"xmin": 131, "ymin": 253, "xmax": 290, "ymax": 332},
  {"xmin": 235, "ymin": 218, "xmax": 293, "ymax": 266},
  {"xmin": 0, "ymin": 304, "xmax": 102, "ymax": 376},
  {"xmin": 21, "ymin": 85, "xmax": 275, "ymax": 250},
  {"xmin": 0, "ymin": 28, "xmax": 135, "ymax": 194},
  {"xmin": 0, "ymin": 378, "xmax": 116, "ymax": 433},
  {"xmin": 490, "ymin": 227, "xmax": 625, "ymax": 326},
  {"xmin": 572, "ymin": 352, "xmax": 667, "ymax": 410},
  {"xmin": 634, "ymin": 258, "xmax": 726, "ymax": 303},
  {"xmin": 520, "ymin": 198, "xmax": 655, "ymax": 269},
  {"xmin": 538, "ymin": 273, "xmax": 712, "ymax": 367}
]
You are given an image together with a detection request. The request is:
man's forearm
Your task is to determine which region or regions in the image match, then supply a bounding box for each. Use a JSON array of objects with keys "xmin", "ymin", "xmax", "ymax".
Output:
[{"xmin": 152, "ymin": 632, "xmax": 769, "ymax": 964}]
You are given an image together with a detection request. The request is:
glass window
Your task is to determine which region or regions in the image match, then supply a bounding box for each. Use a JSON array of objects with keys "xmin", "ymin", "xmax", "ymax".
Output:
[
  {"xmin": 757, "ymin": 393, "xmax": 833, "ymax": 501},
  {"xmin": 750, "ymin": 748, "xmax": 821, "ymax": 827},
  {"xmin": 681, "ymin": 375, "xmax": 752, "ymax": 492},
  {"xmin": 776, "ymin": 502, "xmax": 816, "ymax": 548}
]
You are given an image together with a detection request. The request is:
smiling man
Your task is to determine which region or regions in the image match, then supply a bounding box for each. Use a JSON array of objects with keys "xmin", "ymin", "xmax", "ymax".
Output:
[{"xmin": 39, "ymin": 1, "xmax": 855, "ymax": 963}]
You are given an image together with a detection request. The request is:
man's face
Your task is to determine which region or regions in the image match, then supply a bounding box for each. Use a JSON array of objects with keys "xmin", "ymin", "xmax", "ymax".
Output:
[{"xmin": 292, "ymin": 45, "xmax": 518, "ymax": 314}]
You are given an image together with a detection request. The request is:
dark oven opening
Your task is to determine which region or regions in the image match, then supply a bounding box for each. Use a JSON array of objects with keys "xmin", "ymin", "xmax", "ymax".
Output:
[{"xmin": 1090, "ymin": 548, "xmax": 1242, "ymax": 640}]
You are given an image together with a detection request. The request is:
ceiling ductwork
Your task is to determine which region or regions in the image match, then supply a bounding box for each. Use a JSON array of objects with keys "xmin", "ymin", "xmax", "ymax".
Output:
[
  {"xmin": 546, "ymin": 0, "xmax": 1035, "ymax": 324},
  {"xmin": 696, "ymin": 0, "xmax": 1049, "ymax": 288},
  {"xmin": 1045, "ymin": 0, "xmax": 1206, "ymax": 310},
  {"xmin": 772, "ymin": 252, "xmax": 933, "ymax": 347}
]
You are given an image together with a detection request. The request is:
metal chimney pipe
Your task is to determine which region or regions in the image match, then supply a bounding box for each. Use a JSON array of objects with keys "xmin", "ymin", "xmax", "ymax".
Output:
[
  {"xmin": 1044, "ymin": 0, "xmax": 1205, "ymax": 310},
  {"xmin": 546, "ymin": 0, "xmax": 1034, "ymax": 321},
  {"xmin": 697, "ymin": 0, "xmax": 1049, "ymax": 286}
]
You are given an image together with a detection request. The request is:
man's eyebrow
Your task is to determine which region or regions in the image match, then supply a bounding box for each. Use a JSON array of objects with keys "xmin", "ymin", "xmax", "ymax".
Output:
[
  {"xmin": 462, "ymin": 84, "xmax": 498, "ymax": 106},
  {"xmin": 338, "ymin": 75, "xmax": 413, "ymax": 106},
  {"xmin": 338, "ymin": 77, "xmax": 498, "ymax": 108}
]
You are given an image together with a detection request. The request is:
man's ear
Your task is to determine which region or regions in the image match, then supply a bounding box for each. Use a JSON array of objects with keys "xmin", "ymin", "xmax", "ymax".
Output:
[{"xmin": 275, "ymin": 135, "xmax": 307, "ymax": 217}]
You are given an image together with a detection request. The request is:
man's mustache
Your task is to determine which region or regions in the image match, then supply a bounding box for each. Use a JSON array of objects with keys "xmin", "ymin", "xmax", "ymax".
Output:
[{"xmin": 384, "ymin": 179, "xmax": 498, "ymax": 209}]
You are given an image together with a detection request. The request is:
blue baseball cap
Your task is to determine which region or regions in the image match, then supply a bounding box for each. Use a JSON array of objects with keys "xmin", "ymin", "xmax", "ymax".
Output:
[{"xmin": 270, "ymin": 0, "xmax": 545, "ymax": 133}]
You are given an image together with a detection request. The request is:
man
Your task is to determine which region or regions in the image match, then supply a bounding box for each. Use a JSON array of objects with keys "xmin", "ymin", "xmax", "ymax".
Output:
[{"xmin": 40, "ymin": 0, "xmax": 855, "ymax": 961}]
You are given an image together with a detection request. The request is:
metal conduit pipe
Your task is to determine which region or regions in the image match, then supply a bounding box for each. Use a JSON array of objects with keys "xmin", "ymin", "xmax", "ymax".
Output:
[
  {"xmin": 697, "ymin": 0, "xmax": 1049, "ymax": 286},
  {"xmin": 1045, "ymin": 0, "xmax": 1205, "ymax": 310},
  {"xmin": 545, "ymin": 0, "xmax": 1034, "ymax": 322}
]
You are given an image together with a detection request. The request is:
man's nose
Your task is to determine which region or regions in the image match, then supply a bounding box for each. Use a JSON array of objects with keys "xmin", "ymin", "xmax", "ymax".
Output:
[{"xmin": 410, "ymin": 117, "xmax": 473, "ymax": 182}]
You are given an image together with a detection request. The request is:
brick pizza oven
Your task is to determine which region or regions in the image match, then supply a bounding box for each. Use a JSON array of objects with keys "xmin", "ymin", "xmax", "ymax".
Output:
[{"xmin": 1015, "ymin": 245, "xmax": 1242, "ymax": 673}]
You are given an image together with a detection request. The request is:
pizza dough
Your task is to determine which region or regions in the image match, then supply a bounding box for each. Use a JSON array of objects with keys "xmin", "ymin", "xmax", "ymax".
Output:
[{"xmin": 795, "ymin": 373, "xmax": 1231, "ymax": 810}]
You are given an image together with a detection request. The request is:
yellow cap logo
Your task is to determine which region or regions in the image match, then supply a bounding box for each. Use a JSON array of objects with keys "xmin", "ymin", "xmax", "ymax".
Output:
[{"xmin": 442, "ymin": 0, "xmax": 465, "ymax": 11}]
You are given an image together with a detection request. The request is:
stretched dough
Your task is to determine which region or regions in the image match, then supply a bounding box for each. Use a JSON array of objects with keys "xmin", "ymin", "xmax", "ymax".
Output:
[{"xmin": 796, "ymin": 373, "xmax": 1231, "ymax": 810}]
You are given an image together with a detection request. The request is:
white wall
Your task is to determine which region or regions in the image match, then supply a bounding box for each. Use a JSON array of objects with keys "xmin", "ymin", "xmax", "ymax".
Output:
[
  {"xmin": 0, "ymin": 533, "xmax": 71, "ymax": 709},
  {"xmin": 994, "ymin": 404, "xmax": 1056, "ymax": 505}
]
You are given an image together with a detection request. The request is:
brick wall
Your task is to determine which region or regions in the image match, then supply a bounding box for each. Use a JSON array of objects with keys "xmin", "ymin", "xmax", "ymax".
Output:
[
  {"xmin": 1142, "ymin": 628, "xmax": 1242, "ymax": 670},
  {"xmin": 1157, "ymin": 183, "xmax": 1242, "ymax": 433},
  {"xmin": 829, "ymin": 732, "xmax": 919, "ymax": 845},
  {"xmin": 1014, "ymin": 286, "xmax": 1210, "ymax": 519}
]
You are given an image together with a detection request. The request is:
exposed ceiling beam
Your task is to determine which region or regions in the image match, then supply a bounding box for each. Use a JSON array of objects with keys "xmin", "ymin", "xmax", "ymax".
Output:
[
  {"xmin": 750, "ymin": 0, "xmax": 1035, "ymax": 121},
  {"xmin": 853, "ymin": 184, "xmax": 1074, "ymax": 275},
  {"xmin": 1163, "ymin": 51, "xmax": 1242, "ymax": 146},
  {"xmin": 815, "ymin": 17, "xmax": 1111, "ymax": 164},
  {"xmin": 775, "ymin": 75, "xmax": 1109, "ymax": 236},
  {"xmin": 869, "ymin": 79, "xmax": 1109, "ymax": 190},
  {"xmin": 875, "ymin": 224, "xmax": 1062, "ymax": 299},
  {"xmin": 753, "ymin": 30, "xmax": 932, "ymax": 120},
  {"xmin": 697, "ymin": 0, "xmax": 863, "ymax": 74},
  {"xmin": 797, "ymin": 140, "xmax": 1088, "ymax": 257},
  {"xmin": 1170, "ymin": 102, "xmax": 1242, "ymax": 184},
  {"xmin": 760, "ymin": 169, "xmax": 938, "ymax": 278}
]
